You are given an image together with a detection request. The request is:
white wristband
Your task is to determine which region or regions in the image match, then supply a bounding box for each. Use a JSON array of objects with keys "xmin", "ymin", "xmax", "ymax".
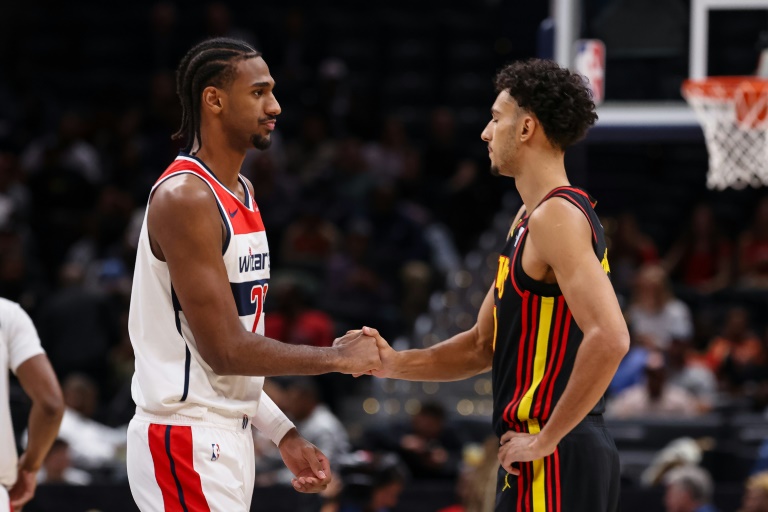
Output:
[{"xmin": 251, "ymin": 392, "xmax": 295, "ymax": 446}]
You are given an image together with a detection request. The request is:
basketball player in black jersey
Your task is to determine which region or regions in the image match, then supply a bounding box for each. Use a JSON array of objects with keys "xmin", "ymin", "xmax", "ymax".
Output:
[{"xmin": 342, "ymin": 60, "xmax": 629, "ymax": 511}]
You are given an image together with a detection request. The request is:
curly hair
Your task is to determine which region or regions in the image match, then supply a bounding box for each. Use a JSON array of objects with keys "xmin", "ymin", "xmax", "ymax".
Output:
[{"xmin": 494, "ymin": 59, "xmax": 598, "ymax": 150}]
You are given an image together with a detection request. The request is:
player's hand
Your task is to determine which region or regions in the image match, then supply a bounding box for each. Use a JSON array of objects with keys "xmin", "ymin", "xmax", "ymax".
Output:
[
  {"xmin": 362, "ymin": 326, "xmax": 398, "ymax": 379},
  {"xmin": 278, "ymin": 429, "xmax": 332, "ymax": 493},
  {"xmin": 332, "ymin": 328, "xmax": 381, "ymax": 375},
  {"xmin": 9, "ymin": 453, "xmax": 38, "ymax": 511},
  {"xmin": 497, "ymin": 431, "xmax": 557, "ymax": 476}
]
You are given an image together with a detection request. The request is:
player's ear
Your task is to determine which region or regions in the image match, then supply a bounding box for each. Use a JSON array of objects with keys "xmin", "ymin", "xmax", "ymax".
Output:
[
  {"xmin": 520, "ymin": 115, "xmax": 535, "ymax": 142},
  {"xmin": 201, "ymin": 86, "xmax": 224, "ymax": 115}
]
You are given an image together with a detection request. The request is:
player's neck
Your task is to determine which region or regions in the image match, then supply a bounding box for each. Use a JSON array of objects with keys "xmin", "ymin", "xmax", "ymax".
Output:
[
  {"xmin": 193, "ymin": 141, "xmax": 246, "ymax": 192},
  {"xmin": 515, "ymin": 153, "xmax": 569, "ymax": 213}
]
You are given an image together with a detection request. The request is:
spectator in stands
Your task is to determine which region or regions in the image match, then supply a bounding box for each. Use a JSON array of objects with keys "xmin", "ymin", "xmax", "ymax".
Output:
[
  {"xmin": 285, "ymin": 114, "xmax": 337, "ymax": 185},
  {"xmin": 664, "ymin": 465, "xmax": 718, "ymax": 512},
  {"xmin": 322, "ymin": 137, "xmax": 374, "ymax": 221},
  {"xmin": 0, "ymin": 145, "xmax": 31, "ymax": 226},
  {"xmin": 608, "ymin": 327, "xmax": 652, "ymax": 396},
  {"xmin": 627, "ymin": 264, "xmax": 693, "ymax": 351},
  {"xmin": 753, "ymin": 440, "xmax": 768, "ymax": 476},
  {"xmin": 281, "ymin": 199, "xmax": 340, "ymax": 273},
  {"xmin": 241, "ymin": 150, "xmax": 297, "ymax": 250},
  {"xmin": 607, "ymin": 351, "xmax": 699, "ymax": 418},
  {"xmin": 423, "ymin": 107, "xmax": 460, "ymax": 187},
  {"xmin": 145, "ymin": 1, "xmax": 187, "ymax": 72},
  {"xmin": 437, "ymin": 436, "xmax": 500, "ymax": 512},
  {"xmin": 325, "ymin": 218, "xmax": 394, "ymax": 332},
  {"xmin": 704, "ymin": 307, "xmax": 768, "ymax": 397},
  {"xmin": 36, "ymin": 263, "xmax": 118, "ymax": 387},
  {"xmin": 283, "ymin": 378, "xmax": 350, "ymax": 462},
  {"xmin": 1, "ymin": 298, "xmax": 64, "ymax": 511},
  {"xmin": 363, "ymin": 117, "xmax": 411, "ymax": 182},
  {"xmin": 367, "ymin": 181, "xmax": 430, "ymax": 281},
  {"xmin": 335, "ymin": 453, "xmax": 407, "ymax": 512},
  {"xmin": 65, "ymin": 185, "xmax": 135, "ymax": 290},
  {"xmin": 738, "ymin": 195, "xmax": 768, "ymax": 288},
  {"xmin": 36, "ymin": 439, "xmax": 91, "ymax": 486},
  {"xmin": 740, "ymin": 471, "xmax": 768, "ymax": 512},
  {"xmin": 55, "ymin": 374, "xmax": 127, "ymax": 471},
  {"xmin": 265, "ymin": 279, "xmax": 335, "ymax": 348},
  {"xmin": 0, "ymin": 224, "xmax": 42, "ymax": 308},
  {"xmin": 204, "ymin": 2, "xmax": 259, "ymax": 48},
  {"xmin": 21, "ymin": 111, "xmax": 102, "ymax": 185},
  {"xmin": 666, "ymin": 338, "xmax": 718, "ymax": 413},
  {"xmin": 362, "ymin": 402, "xmax": 463, "ymax": 481},
  {"xmin": 605, "ymin": 213, "xmax": 659, "ymax": 295},
  {"xmin": 664, "ymin": 204, "xmax": 733, "ymax": 294}
]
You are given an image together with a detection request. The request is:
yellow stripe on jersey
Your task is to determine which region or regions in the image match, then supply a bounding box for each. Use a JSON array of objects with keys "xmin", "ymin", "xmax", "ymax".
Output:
[
  {"xmin": 517, "ymin": 296, "xmax": 554, "ymax": 423},
  {"xmin": 516, "ymin": 296, "xmax": 554, "ymax": 512},
  {"xmin": 492, "ymin": 305, "xmax": 498, "ymax": 352},
  {"xmin": 601, "ymin": 248, "xmax": 611, "ymax": 274},
  {"xmin": 495, "ymin": 255, "xmax": 510, "ymax": 299},
  {"xmin": 527, "ymin": 418, "xmax": 547, "ymax": 512}
]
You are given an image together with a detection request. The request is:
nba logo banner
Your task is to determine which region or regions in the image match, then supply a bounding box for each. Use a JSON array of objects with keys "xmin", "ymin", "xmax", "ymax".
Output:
[{"xmin": 574, "ymin": 39, "xmax": 605, "ymax": 105}]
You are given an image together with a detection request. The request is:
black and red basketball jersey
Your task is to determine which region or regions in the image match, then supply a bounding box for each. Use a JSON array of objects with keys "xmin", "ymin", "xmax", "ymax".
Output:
[{"xmin": 491, "ymin": 186, "xmax": 610, "ymax": 438}]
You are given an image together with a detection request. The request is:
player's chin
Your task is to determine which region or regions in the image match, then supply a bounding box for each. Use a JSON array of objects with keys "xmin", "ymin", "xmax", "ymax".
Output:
[{"xmin": 250, "ymin": 133, "xmax": 272, "ymax": 150}]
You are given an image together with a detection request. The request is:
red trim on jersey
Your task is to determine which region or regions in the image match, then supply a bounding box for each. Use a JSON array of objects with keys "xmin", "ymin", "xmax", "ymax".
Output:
[
  {"xmin": 508, "ymin": 227, "xmax": 527, "ymax": 297},
  {"xmin": 517, "ymin": 461, "xmax": 524, "ymax": 512},
  {"xmin": 148, "ymin": 424, "xmax": 184, "ymax": 512},
  {"xmin": 503, "ymin": 291, "xmax": 528, "ymax": 425},
  {"xmin": 554, "ymin": 448, "xmax": 562, "ymax": 512},
  {"xmin": 543, "ymin": 310, "xmax": 572, "ymax": 418},
  {"xmin": 504, "ymin": 291, "xmax": 530, "ymax": 427},
  {"xmin": 533, "ymin": 295, "xmax": 565, "ymax": 419},
  {"xmin": 169, "ymin": 426, "xmax": 211, "ymax": 512},
  {"xmin": 542, "ymin": 186, "xmax": 591, "ymax": 204},
  {"xmin": 546, "ymin": 452, "xmax": 554, "ymax": 512},
  {"xmin": 155, "ymin": 159, "xmax": 265, "ymax": 235},
  {"xmin": 505, "ymin": 294, "xmax": 538, "ymax": 426}
]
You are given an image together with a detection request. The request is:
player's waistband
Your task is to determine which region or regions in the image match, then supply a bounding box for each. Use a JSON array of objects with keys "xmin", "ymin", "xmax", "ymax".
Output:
[{"xmin": 134, "ymin": 407, "xmax": 251, "ymax": 431}]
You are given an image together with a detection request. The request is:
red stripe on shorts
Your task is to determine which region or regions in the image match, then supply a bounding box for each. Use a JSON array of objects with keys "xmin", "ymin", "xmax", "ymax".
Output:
[
  {"xmin": 148, "ymin": 424, "xmax": 185, "ymax": 512},
  {"xmin": 169, "ymin": 426, "xmax": 211, "ymax": 511}
]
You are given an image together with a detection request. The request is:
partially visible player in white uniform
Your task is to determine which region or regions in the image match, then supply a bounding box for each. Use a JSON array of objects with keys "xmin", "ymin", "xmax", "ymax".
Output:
[
  {"xmin": 126, "ymin": 38, "xmax": 381, "ymax": 511},
  {"xmin": 0, "ymin": 298, "xmax": 64, "ymax": 511}
]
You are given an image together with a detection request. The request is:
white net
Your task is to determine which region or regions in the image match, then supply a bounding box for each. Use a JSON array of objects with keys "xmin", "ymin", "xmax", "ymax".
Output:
[{"xmin": 683, "ymin": 78, "xmax": 768, "ymax": 190}]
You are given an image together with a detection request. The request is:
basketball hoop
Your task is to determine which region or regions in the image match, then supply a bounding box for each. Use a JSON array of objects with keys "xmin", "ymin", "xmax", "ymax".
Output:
[{"xmin": 682, "ymin": 77, "xmax": 768, "ymax": 189}]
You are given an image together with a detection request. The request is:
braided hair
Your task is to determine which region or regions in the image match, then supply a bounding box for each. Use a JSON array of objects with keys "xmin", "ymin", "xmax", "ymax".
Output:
[{"xmin": 172, "ymin": 38, "xmax": 261, "ymax": 152}]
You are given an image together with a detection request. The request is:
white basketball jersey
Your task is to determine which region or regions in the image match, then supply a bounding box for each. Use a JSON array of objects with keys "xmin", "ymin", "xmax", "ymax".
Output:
[{"xmin": 129, "ymin": 153, "xmax": 270, "ymax": 418}]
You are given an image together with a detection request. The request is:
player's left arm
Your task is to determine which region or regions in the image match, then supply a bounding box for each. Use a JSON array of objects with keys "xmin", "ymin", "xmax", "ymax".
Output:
[{"xmin": 500, "ymin": 198, "xmax": 628, "ymax": 467}]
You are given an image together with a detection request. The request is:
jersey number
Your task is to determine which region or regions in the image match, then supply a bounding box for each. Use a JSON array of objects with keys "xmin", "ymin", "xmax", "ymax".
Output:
[{"xmin": 250, "ymin": 284, "xmax": 269, "ymax": 333}]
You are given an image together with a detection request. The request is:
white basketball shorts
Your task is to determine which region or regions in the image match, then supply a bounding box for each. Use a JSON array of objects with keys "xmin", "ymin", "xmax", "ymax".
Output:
[
  {"xmin": 127, "ymin": 410, "xmax": 255, "ymax": 512},
  {"xmin": 0, "ymin": 485, "xmax": 9, "ymax": 512}
]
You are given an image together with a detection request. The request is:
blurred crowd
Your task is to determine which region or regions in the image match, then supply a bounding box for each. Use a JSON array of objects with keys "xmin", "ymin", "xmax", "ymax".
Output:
[{"xmin": 604, "ymin": 199, "xmax": 768, "ymax": 419}]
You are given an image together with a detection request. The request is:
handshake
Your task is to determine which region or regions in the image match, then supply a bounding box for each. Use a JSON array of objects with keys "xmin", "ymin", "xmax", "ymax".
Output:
[{"xmin": 332, "ymin": 326, "xmax": 396, "ymax": 378}]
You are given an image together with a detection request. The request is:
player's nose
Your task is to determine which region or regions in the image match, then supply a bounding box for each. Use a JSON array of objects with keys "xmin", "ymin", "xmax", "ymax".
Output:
[
  {"xmin": 266, "ymin": 94, "xmax": 281, "ymax": 117},
  {"xmin": 481, "ymin": 122, "xmax": 492, "ymax": 141}
]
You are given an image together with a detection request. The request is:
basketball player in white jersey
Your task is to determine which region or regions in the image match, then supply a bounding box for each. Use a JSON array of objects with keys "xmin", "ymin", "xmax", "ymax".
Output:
[
  {"xmin": 0, "ymin": 298, "xmax": 64, "ymax": 512},
  {"xmin": 126, "ymin": 38, "xmax": 381, "ymax": 511}
]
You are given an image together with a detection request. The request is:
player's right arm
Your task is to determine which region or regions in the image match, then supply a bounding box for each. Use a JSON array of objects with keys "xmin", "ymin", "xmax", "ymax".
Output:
[
  {"xmin": 147, "ymin": 175, "xmax": 380, "ymax": 376},
  {"xmin": 364, "ymin": 284, "xmax": 496, "ymax": 381},
  {"xmin": 354, "ymin": 204, "xmax": 526, "ymax": 382}
]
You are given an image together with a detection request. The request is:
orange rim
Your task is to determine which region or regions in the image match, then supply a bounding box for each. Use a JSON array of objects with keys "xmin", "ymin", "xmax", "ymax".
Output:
[{"xmin": 683, "ymin": 76, "xmax": 768, "ymax": 99}]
